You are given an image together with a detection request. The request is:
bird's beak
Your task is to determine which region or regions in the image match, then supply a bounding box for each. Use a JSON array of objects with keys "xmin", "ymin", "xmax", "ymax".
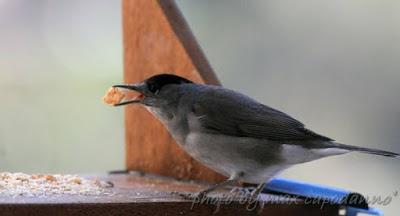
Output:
[{"xmin": 112, "ymin": 83, "xmax": 146, "ymax": 106}]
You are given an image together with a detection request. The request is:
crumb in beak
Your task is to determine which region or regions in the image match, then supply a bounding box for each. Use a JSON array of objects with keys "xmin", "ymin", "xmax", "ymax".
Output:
[{"xmin": 102, "ymin": 87, "xmax": 143, "ymax": 105}]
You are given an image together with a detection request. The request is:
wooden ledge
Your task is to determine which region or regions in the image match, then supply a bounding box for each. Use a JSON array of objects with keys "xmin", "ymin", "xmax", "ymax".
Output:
[{"xmin": 0, "ymin": 173, "xmax": 340, "ymax": 216}]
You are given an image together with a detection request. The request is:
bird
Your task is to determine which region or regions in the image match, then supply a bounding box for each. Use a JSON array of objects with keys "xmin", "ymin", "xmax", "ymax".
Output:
[{"xmin": 113, "ymin": 73, "xmax": 399, "ymax": 200}]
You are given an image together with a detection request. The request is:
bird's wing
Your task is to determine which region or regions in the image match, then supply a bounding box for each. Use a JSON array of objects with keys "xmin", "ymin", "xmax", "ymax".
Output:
[{"xmin": 192, "ymin": 87, "xmax": 333, "ymax": 142}]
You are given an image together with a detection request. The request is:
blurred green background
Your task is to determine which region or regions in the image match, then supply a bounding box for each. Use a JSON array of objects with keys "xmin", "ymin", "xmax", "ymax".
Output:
[{"xmin": 0, "ymin": 0, "xmax": 399, "ymax": 214}]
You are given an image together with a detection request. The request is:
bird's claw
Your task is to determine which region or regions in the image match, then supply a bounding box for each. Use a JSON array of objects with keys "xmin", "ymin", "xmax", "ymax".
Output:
[
  {"xmin": 170, "ymin": 191, "xmax": 208, "ymax": 201},
  {"xmin": 170, "ymin": 191, "xmax": 193, "ymax": 200},
  {"xmin": 230, "ymin": 187, "xmax": 254, "ymax": 196},
  {"xmin": 246, "ymin": 198, "xmax": 265, "ymax": 214}
]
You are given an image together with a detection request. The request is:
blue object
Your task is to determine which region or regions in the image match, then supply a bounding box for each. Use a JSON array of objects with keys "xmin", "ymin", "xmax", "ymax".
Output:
[{"xmin": 263, "ymin": 178, "xmax": 382, "ymax": 216}]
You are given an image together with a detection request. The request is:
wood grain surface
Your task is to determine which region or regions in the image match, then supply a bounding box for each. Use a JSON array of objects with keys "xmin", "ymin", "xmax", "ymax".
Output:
[
  {"xmin": 0, "ymin": 174, "xmax": 340, "ymax": 216},
  {"xmin": 123, "ymin": 0, "xmax": 225, "ymax": 182}
]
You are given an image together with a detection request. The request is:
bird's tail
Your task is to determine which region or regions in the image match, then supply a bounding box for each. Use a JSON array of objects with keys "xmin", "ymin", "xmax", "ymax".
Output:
[{"xmin": 333, "ymin": 142, "xmax": 399, "ymax": 159}]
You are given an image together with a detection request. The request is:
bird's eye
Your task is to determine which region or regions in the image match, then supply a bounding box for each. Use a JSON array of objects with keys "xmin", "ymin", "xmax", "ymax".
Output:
[{"xmin": 148, "ymin": 84, "xmax": 160, "ymax": 94}]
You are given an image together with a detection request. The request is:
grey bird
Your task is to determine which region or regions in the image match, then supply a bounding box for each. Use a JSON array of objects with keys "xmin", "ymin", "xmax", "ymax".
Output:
[{"xmin": 113, "ymin": 73, "xmax": 399, "ymax": 199}]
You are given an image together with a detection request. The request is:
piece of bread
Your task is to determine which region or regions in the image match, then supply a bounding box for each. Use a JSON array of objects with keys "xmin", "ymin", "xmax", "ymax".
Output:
[{"xmin": 102, "ymin": 87, "xmax": 125, "ymax": 105}]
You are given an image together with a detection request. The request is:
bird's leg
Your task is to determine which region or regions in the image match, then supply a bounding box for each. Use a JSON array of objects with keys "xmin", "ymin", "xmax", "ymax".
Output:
[
  {"xmin": 250, "ymin": 182, "xmax": 266, "ymax": 200},
  {"xmin": 246, "ymin": 182, "xmax": 266, "ymax": 213},
  {"xmin": 175, "ymin": 174, "xmax": 239, "ymax": 200},
  {"xmin": 197, "ymin": 178, "xmax": 238, "ymax": 199}
]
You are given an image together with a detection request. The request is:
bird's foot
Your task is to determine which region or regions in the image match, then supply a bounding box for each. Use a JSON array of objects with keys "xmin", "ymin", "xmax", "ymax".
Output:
[
  {"xmin": 245, "ymin": 194, "xmax": 265, "ymax": 213},
  {"xmin": 171, "ymin": 190, "xmax": 264, "ymax": 213},
  {"xmin": 230, "ymin": 186, "xmax": 254, "ymax": 197},
  {"xmin": 170, "ymin": 191, "xmax": 194, "ymax": 200},
  {"xmin": 171, "ymin": 191, "xmax": 222, "ymax": 213},
  {"xmin": 170, "ymin": 191, "xmax": 209, "ymax": 201}
]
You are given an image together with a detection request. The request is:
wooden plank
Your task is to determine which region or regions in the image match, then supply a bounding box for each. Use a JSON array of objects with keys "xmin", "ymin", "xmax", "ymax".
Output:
[
  {"xmin": 123, "ymin": 0, "xmax": 224, "ymax": 182},
  {"xmin": 0, "ymin": 174, "xmax": 340, "ymax": 216},
  {"xmin": 0, "ymin": 203, "xmax": 339, "ymax": 216}
]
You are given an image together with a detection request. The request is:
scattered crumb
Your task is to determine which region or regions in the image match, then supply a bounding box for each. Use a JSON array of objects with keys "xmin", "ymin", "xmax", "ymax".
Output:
[
  {"xmin": 44, "ymin": 175, "xmax": 56, "ymax": 182},
  {"xmin": 72, "ymin": 178, "xmax": 82, "ymax": 185},
  {"xmin": 0, "ymin": 172, "xmax": 113, "ymax": 197}
]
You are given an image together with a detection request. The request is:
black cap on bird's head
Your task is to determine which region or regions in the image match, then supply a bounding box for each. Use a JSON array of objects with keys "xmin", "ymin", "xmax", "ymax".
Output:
[{"xmin": 113, "ymin": 73, "xmax": 193, "ymax": 106}]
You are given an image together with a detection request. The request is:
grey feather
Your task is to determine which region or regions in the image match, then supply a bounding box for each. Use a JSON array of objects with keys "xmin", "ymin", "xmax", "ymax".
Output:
[
  {"xmin": 190, "ymin": 86, "xmax": 333, "ymax": 142},
  {"xmin": 332, "ymin": 142, "xmax": 399, "ymax": 158}
]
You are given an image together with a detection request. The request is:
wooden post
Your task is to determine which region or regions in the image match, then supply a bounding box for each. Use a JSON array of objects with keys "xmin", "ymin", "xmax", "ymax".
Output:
[{"xmin": 123, "ymin": 0, "xmax": 225, "ymax": 182}]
